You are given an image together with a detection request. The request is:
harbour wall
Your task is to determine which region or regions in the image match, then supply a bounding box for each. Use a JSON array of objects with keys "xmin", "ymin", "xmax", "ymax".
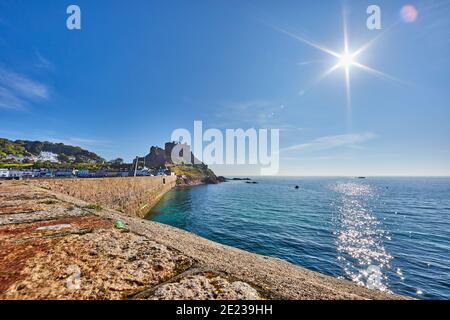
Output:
[{"xmin": 26, "ymin": 176, "xmax": 176, "ymax": 218}]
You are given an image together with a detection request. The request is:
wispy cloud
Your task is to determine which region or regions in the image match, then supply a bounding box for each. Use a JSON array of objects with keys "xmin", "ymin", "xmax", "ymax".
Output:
[
  {"xmin": 45, "ymin": 137, "xmax": 112, "ymax": 148},
  {"xmin": 34, "ymin": 51, "xmax": 54, "ymax": 71},
  {"xmin": 0, "ymin": 67, "xmax": 50, "ymax": 110},
  {"xmin": 213, "ymin": 100, "xmax": 304, "ymax": 131},
  {"xmin": 281, "ymin": 155, "xmax": 352, "ymax": 161},
  {"xmin": 215, "ymin": 99, "xmax": 272, "ymax": 121},
  {"xmin": 282, "ymin": 132, "xmax": 377, "ymax": 152},
  {"xmin": 0, "ymin": 130, "xmax": 111, "ymax": 150},
  {"xmin": 297, "ymin": 59, "xmax": 326, "ymax": 66},
  {"xmin": 66, "ymin": 137, "xmax": 111, "ymax": 147}
]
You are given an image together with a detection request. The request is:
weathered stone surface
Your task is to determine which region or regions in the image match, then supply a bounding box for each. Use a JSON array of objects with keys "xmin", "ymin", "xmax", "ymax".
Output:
[
  {"xmin": 0, "ymin": 182, "xmax": 83, "ymax": 226},
  {"xmin": 0, "ymin": 183, "xmax": 73, "ymax": 215},
  {"xmin": 0, "ymin": 207, "xmax": 87, "ymax": 226},
  {"xmin": 1, "ymin": 220, "xmax": 193, "ymax": 300},
  {"xmin": 0, "ymin": 181, "xmax": 193, "ymax": 300},
  {"xmin": 146, "ymin": 273, "xmax": 263, "ymax": 300}
]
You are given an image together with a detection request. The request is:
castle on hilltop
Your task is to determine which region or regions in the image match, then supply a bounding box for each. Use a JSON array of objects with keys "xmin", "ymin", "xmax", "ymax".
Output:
[{"xmin": 135, "ymin": 142, "xmax": 202, "ymax": 169}]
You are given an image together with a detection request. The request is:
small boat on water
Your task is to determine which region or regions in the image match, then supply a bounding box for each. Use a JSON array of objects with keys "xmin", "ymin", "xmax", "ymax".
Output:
[{"xmin": 357, "ymin": 176, "xmax": 366, "ymax": 179}]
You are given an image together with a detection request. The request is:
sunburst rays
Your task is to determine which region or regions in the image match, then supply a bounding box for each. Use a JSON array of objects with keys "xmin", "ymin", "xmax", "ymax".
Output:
[{"xmin": 270, "ymin": 11, "xmax": 399, "ymax": 130}]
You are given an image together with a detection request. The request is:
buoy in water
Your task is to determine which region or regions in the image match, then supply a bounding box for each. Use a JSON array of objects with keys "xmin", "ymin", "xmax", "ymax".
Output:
[{"xmin": 295, "ymin": 185, "xmax": 299, "ymax": 189}]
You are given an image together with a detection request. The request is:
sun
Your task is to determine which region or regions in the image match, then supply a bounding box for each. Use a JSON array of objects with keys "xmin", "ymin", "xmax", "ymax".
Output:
[
  {"xmin": 339, "ymin": 53, "xmax": 355, "ymax": 68},
  {"xmin": 270, "ymin": 10, "xmax": 399, "ymax": 130}
]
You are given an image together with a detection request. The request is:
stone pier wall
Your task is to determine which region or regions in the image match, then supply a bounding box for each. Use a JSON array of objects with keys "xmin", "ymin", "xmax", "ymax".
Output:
[{"xmin": 26, "ymin": 176, "xmax": 176, "ymax": 218}]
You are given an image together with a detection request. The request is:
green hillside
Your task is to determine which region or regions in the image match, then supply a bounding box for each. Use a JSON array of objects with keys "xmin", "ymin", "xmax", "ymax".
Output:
[
  {"xmin": 0, "ymin": 138, "xmax": 31, "ymax": 158},
  {"xmin": 171, "ymin": 164, "xmax": 216, "ymax": 177},
  {"xmin": 0, "ymin": 138, "xmax": 105, "ymax": 164}
]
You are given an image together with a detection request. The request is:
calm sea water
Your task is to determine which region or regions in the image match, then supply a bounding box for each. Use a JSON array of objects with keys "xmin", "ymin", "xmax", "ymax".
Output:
[{"xmin": 147, "ymin": 177, "xmax": 450, "ymax": 299}]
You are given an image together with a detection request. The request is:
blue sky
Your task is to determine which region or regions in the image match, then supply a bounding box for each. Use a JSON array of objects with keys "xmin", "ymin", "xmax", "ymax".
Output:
[{"xmin": 0, "ymin": 0, "xmax": 449, "ymax": 176}]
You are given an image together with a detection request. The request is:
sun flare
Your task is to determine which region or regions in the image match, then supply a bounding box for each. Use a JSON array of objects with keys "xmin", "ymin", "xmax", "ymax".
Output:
[
  {"xmin": 339, "ymin": 53, "xmax": 355, "ymax": 68},
  {"xmin": 270, "ymin": 11, "xmax": 399, "ymax": 130}
]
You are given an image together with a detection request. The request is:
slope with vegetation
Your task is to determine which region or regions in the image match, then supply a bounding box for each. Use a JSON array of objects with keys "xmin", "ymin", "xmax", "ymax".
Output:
[
  {"xmin": 0, "ymin": 138, "xmax": 31, "ymax": 158},
  {"xmin": 0, "ymin": 138, "xmax": 105, "ymax": 167}
]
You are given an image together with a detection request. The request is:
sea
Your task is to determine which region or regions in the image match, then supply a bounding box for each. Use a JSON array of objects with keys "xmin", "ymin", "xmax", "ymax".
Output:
[{"xmin": 147, "ymin": 177, "xmax": 450, "ymax": 299}]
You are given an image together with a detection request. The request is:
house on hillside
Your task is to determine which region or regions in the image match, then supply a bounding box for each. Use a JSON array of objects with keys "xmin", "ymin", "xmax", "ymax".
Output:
[
  {"xmin": 5, "ymin": 155, "xmax": 25, "ymax": 162},
  {"xmin": 38, "ymin": 151, "xmax": 59, "ymax": 163}
]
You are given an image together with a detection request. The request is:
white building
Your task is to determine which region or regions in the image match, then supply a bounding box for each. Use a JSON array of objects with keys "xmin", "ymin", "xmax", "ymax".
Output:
[
  {"xmin": 38, "ymin": 151, "xmax": 59, "ymax": 163},
  {"xmin": 5, "ymin": 155, "xmax": 25, "ymax": 162},
  {"xmin": 26, "ymin": 155, "xmax": 38, "ymax": 162},
  {"xmin": 0, "ymin": 169, "xmax": 9, "ymax": 178},
  {"xmin": 8, "ymin": 170, "xmax": 23, "ymax": 178}
]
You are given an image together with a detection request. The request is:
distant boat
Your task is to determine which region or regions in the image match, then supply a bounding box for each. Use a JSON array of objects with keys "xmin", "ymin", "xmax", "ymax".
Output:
[{"xmin": 357, "ymin": 176, "xmax": 366, "ymax": 179}]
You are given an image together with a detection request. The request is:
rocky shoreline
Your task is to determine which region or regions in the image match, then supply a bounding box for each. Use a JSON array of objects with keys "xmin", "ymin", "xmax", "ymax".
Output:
[{"xmin": 176, "ymin": 175, "xmax": 226, "ymax": 187}]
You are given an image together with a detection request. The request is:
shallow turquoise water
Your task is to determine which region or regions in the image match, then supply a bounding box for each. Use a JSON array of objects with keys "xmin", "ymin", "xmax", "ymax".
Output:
[{"xmin": 147, "ymin": 177, "xmax": 450, "ymax": 299}]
